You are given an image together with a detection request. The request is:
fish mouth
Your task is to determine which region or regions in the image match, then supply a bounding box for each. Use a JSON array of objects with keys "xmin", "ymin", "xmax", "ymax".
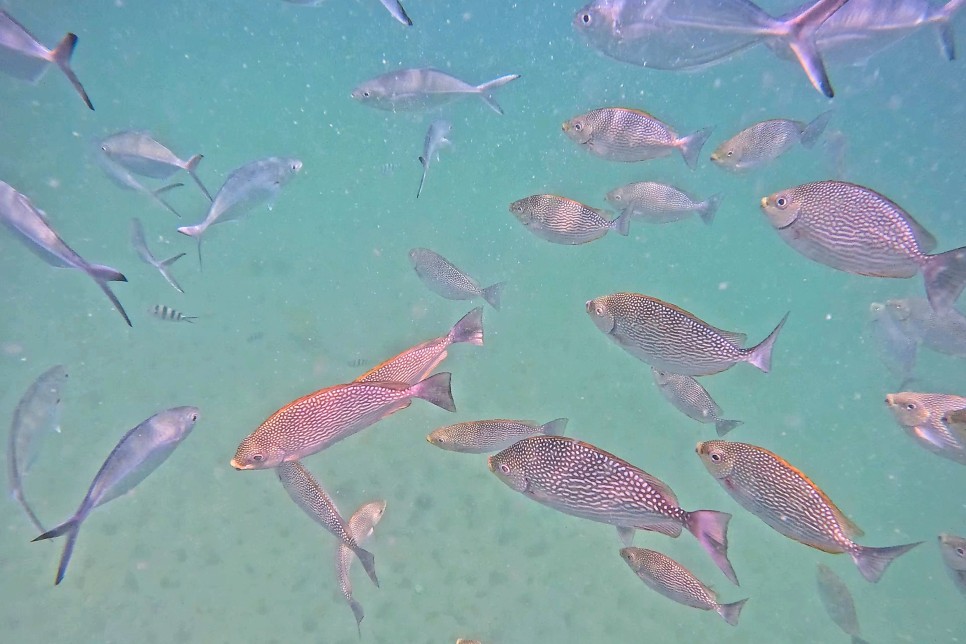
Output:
[
  {"xmin": 486, "ymin": 456, "xmax": 496, "ymax": 472},
  {"xmin": 884, "ymin": 394, "xmax": 896, "ymax": 406},
  {"xmin": 759, "ymin": 197, "xmax": 768, "ymax": 208},
  {"xmin": 229, "ymin": 458, "xmax": 252, "ymax": 470},
  {"xmin": 695, "ymin": 441, "xmax": 705, "ymax": 454}
]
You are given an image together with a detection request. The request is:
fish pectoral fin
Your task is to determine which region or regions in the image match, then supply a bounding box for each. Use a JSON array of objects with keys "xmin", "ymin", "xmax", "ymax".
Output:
[{"xmin": 616, "ymin": 526, "xmax": 635, "ymax": 546}]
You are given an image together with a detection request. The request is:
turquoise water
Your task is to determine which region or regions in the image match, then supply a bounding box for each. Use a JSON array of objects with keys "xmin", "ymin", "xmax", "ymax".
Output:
[{"xmin": 1, "ymin": 1, "xmax": 964, "ymax": 642}]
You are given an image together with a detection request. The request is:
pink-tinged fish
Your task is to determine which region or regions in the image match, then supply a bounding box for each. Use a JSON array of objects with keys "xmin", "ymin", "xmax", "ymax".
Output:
[
  {"xmin": 606, "ymin": 181, "xmax": 721, "ymax": 226},
  {"xmin": 710, "ymin": 111, "xmax": 832, "ymax": 172},
  {"xmin": 336, "ymin": 499, "xmax": 387, "ymax": 635},
  {"xmin": 509, "ymin": 194, "xmax": 629, "ymax": 244},
  {"xmin": 761, "ymin": 181, "xmax": 966, "ymax": 313},
  {"xmin": 816, "ymin": 564, "xmax": 869, "ymax": 644},
  {"xmin": 938, "ymin": 533, "xmax": 966, "ymax": 596},
  {"xmin": 409, "ymin": 248, "xmax": 505, "ymax": 310},
  {"xmin": 231, "ymin": 372, "xmax": 456, "ymax": 469},
  {"xmin": 697, "ymin": 440, "xmax": 922, "ymax": 582},
  {"xmin": 427, "ymin": 417, "xmax": 567, "ymax": 454},
  {"xmin": 884, "ymin": 392, "xmax": 966, "ymax": 465},
  {"xmin": 651, "ymin": 369, "xmax": 742, "ymax": 436},
  {"xmin": 351, "ymin": 68, "xmax": 520, "ymax": 114},
  {"xmin": 562, "ymin": 107, "xmax": 712, "ymax": 169}
]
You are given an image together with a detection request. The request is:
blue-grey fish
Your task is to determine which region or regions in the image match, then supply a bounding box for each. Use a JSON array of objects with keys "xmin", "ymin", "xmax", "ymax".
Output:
[
  {"xmin": 885, "ymin": 297, "xmax": 966, "ymax": 358},
  {"xmin": 282, "ymin": 0, "xmax": 412, "ymax": 26},
  {"xmin": 150, "ymin": 304, "xmax": 197, "ymax": 323},
  {"xmin": 620, "ymin": 547, "xmax": 747, "ymax": 625},
  {"xmin": 651, "ymin": 369, "xmax": 742, "ymax": 437},
  {"xmin": 0, "ymin": 180, "xmax": 131, "ymax": 326},
  {"xmin": 762, "ymin": 181, "xmax": 966, "ymax": 313},
  {"xmin": 351, "ymin": 68, "xmax": 520, "ymax": 114},
  {"xmin": 100, "ymin": 130, "xmax": 212, "ymax": 201},
  {"xmin": 938, "ymin": 533, "xmax": 966, "ymax": 596},
  {"xmin": 0, "ymin": 10, "xmax": 92, "ymax": 109},
  {"xmin": 816, "ymin": 563, "xmax": 869, "ymax": 644},
  {"xmin": 336, "ymin": 500, "xmax": 387, "ymax": 634},
  {"xmin": 33, "ymin": 406, "xmax": 200, "ymax": 584},
  {"xmin": 884, "ymin": 392, "xmax": 966, "ymax": 465},
  {"xmin": 509, "ymin": 194, "xmax": 629, "ymax": 244},
  {"xmin": 868, "ymin": 302, "xmax": 917, "ymax": 384},
  {"xmin": 417, "ymin": 119, "xmax": 452, "ymax": 199},
  {"xmin": 710, "ymin": 111, "xmax": 832, "ymax": 171},
  {"xmin": 409, "ymin": 248, "xmax": 505, "ymax": 310},
  {"xmin": 130, "ymin": 218, "xmax": 186, "ymax": 294},
  {"xmin": 427, "ymin": 418, "xmax": 568, "ymax": 454},
  {"xmin": 97, "ymin": 153, "xmax": 185, "ymax": 218},
  {"xmin": 944, "ymin": 409, "xmax": 966, "ymax": 438},
  {"xmin": 7, "ymin": 365, "xmax": 68, "ymax": 533},
  {"xmin": 606, "ymin": 181, "xmax": 721, "ymax": 226}
]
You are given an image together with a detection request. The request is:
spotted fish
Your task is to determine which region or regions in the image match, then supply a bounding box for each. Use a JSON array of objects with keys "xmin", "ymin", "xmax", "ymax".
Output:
[
  {"xmin": 409, "ymin": 248, "xmax": 505, "ymax": 310},
  {"xmin": 696, "ymin": 440, "xmax": 922, "ymax": 582},
  {"xmin": 651, "ymin": 369, "xmax": 742, "ymax": 436},
  {"xmin": 489, "ymin": 435, "xmax": 738, "ymax": 585},
  {"xmin": 710, "ymin": 112, "xmax": 832, "ymax": 171},
  {"xmin": 606, "ymin": 181, "xmax": 721, "ymax": 226},
  {"xmin": 884, "ymin": 392, "xmax": 966, "ymax": 465},
  {"xmin": 336, "ymin": 500, "xmax": 387, "ymax": 635},
  {"xmin": 938, "ymin": 533, "xmax": 966, "ymax": 596},
  {"xmin": 427, "ymin": 417, "xmax": 567, "ymax": 453},
  {"xmin": 816, "ymin": 563, "xmax": 869, "ymax": 644},
  {"xmin": 509, "ymin": 194, "xmax": 629, "ymax": 244}
]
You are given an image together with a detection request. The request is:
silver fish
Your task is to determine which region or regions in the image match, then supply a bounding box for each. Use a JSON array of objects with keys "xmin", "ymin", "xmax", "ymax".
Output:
[
  {"xmin": 606, "ymin": 181, "xmax": 721, "ymax": 225},
  {"xmin": 0, "ymin": 10, "xmax": 92, "ymax": 109},
  {"xmin": 130, "ymin": 218, "xmax": 186, "ymax": 294},
  {"xmin": 761, "ymin": 181, "xmax": 966, "ymax": 313},
  {"xmin": 651, "ymin": 369, "xmax": 742, "ymax": 436},
  {"xmin": 409, "ymin": 248, "xmax": 505, "ymax": 310},
  {"xmin": 351, "ymin": 68, "xmax": 520, "ymax": 114},
  {"xmin": 7, "ymin": 365, "xmax": 68, "ymax": 533},
  {"xmin": 0, "ymin": 180, "xmax": 131, "ymax": 326},
  {"xmin": 509, "ymin": 194, "xmax": 629, "ymax": 244},
  {"xmin": 884, "ymin": 392, "xmax": 966, "ymax": 465},
  {"xmin": 33, "ymin": 406, "xmax": 200, "ymax": 584},
  {"xmin": 816, "ymin": 563, "xmax": 869, "ymax": 644},
  {"xmin": 938, "ymin": 533, "xmax": 966, "ymax": 596},
  {"xmin": 282, "ymin": 0, "xmax": 413, "ymax": 26},
  {"xmin": 417, "ymin": 119, "xmax": 452, "ymax": 198},
  {"xmin": 100, "ymin": 130, "xmax": 212, "ymax": 201},
  {"xmin": 885, "ymin": 297, "xmax": 966, "ymax": 358},
  {"xmin": 150, "ymin": 304, "xmax": 197, "ymax": 323},
  {"xmin": 96, "ymin": 153, "xmax": 185, "ymax": 218},
  {"xmin": 427, "ymin": 417, "xmax": 568, "ymax": 454},
  {"xmin": 710, "ymin": 111, "xmax": 832, "ymax": 171},
  {"xmin": 868, "ymin": 302, "xmax": 917, "ymax": 384},
  {"xmin": 336, "ymin": 500, "xmax": 387, "ymax": 634}
]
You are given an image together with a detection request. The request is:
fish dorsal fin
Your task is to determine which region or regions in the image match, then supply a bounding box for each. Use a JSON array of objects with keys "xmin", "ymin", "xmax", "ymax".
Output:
[
  {"xmin": 625, "ymin": 108, "xmax": 656, "ymax": 121},
  {"xmin": 773, "ymin": 450, "xmax": 865, "ymax": 539},
  {"xmin": 709, "ymin": 327, "xmax": 747, "ymax": 347}
]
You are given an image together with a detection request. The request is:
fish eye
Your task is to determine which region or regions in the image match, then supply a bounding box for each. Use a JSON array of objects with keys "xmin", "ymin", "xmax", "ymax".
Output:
[
  {"xmin": 363, "ymin": 91, "xmax": 371, "ymax": 98},
  {"xmin": 252, "ymin": 454, "xmax": 264, "ymax": 462},
  {"xmin": 612, "ymin": 194, "xmax": 621, "ymax": 201},
  {"xmin": 190, "ymin": 413, "xmax": 198, "ymax": 421},
  {"xmin": 957, "ymin": 547, "xmax": 965, "ymax": 556},
  {"xmin": 499, "ymin": 463, "xmax": 511, "ymax": 475},
  {"xmin": 775, "ymin": 196, "xmax": 788, "ymax": 209},
  {"xmin": 726, "ymin": 150, "xmax": 733, "ymax": 157},
  {"xmin": 573, "ymin": 122, "xmax": 582, "ymax": 131},
  {"xmin": 710, "ymin": 452, "xmax": 721, "ymax": 463},
  {"xmin": 594, "ymin": 304, "xmax": 605, "ymax": 316},
  {"xmin": 579, "ymin": 12, "xmax": 592, "ymax": 25},
  {"xmin": 905, "ymin": 403, "xmax": 917, "ymax": 411}
]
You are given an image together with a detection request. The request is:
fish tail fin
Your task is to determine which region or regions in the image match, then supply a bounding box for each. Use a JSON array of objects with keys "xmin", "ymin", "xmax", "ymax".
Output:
[
  {"xmin": 611, "ymin": 211, "xmax": 631, "ymax": 236},
  {"xmin": 150, "ymin": 182, "xmax": 184, "ymax": 218},
  {"xmin": 416, "ymin": 160, "xmax": 428, "ymax": 199},
  {"xmin": 50, "ymin": 33, "xmax": 94, "ymax": 110},
  {"xmin": 411, "ymin": 372, "xmax": 456, "ymax": 412},
  {"xmin": 33, "ymin": 517, "xmax": 81, "ymax": 585},
  {"xmin": 475, "ymin": 74, "xmax": 521, "ymax": 115},
  {"xmin": 677, "ymin": 126, "xmax": 713, "ymax": 169},
  {"xmin": 697, "ymin": 193, "xmax": 722, "ymax": 225},
  {"xmin": 715, "ymin": 419, "xmax": 743, "ymax": 437},
  {"xmin": 184, "ymin": 154, "xmax": 213, "ymax": 201},
  {"xmin": 480, "ymin": 281, "xmax": 506, "ymax": 311},
  {"xmin": 800, "ymin": 110, "xmax": 833, "ymax": 148},
  {"xmin": 746, "ymin": 312, "xmax": 790, "ymax": 373},
  {"xmin": 934, "ymin": 0, "xmax": 966, "ymax": 60},
  {"xmin": 540, "ymin": 418, "xmax": 568, "ymax": 436},
  {"xmin": 852, "ymin": 637, "xmax": 871, "ymax": 644},
  {"xmin": 716, "ymin": 597, "xmax": 747, "ymax": 626},
  {"xmin": 158, "ymin": 253, "xmax": 186, "ymax": 293},
  {"xmin": 448, "ymin": 306, "xmax": 484, "ymax": 346},
  {"xmin": 349, "ymin": 597, "xmax": 365, "ymax": 637},
  {"xmin": 685, "ymin": 510, "xmax": 738, "ymax": 586},
  {"xmin": 177, "ymin": 225, "xmax": 205, "ymax": 270},
  {"xmin": 86, "ymin": 264, "xmax": 132, "ymax": 327},
  {"xmin": 160, "ymin": 252, "xmax": 186, "ymax": 268},
  {"xmin": 780, "ymin": 0, "xmax": 848, "ymax": 97},
  {"xmin": 851, "ymin": 541, "xmax": 922, "ymax": 582},
  {"xmin": 352, "ymin": 544, "xmax": 379, "ymax": 588},
  {"xmin": 923, "ymin": 247, "xmax": 966, "ymax": 313},
  {"xmin": 378, "ymin": 0, "xmax": 412, "ymax": 26},
  {"xmin": 13, "ymin": 488, "xmax": 47, "ymax": 535}
]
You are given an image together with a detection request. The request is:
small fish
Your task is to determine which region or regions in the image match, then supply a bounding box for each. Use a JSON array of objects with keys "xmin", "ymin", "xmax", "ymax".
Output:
[
  {"xmin": 456, "ymin": 640, "xmax": 482, "ymax": 644},
  {"xmin": 277, "ymin": 461, "xmax": 378, "ymax": 587},
  {"xmin": 710, "ymin": 111, "xmax": 832, "ymax": 171},
  {"xmin": 606, "ymin": 181, "xmax": 721, "ymax": 226},
  {"xmin": 231, "ymin": 372, "xmax": 456, "ymax": 470},
  {"xmin": 33, "ymin": 406, "xmax": 200, "ymax": 584},
  {"xmin": 427, "ymin": 418, "xmax": 567, "ymax": 454},
  {"xmin": 885, "ymin": 298, "xmax": 966, "ymax": 358},
  {"xmin": 416, "ymin": 119, "xmax": 452, "ymax": 198},
  {"xmin": 355, "ymin": 307, "xmax": 484, "ymax": 385},
  {"xmin": 351, "ymin": 68, "xmax": 520, "ymax": 114},
  {"xmin": 620, "ymin": 547, "xmax": 747, "ymax": 625},
  {"xmin": 409, "ymin": 248, "xmax": 505, "ymax": 311},
  {"xmin": 651, "ymin": 369, "xmax": 742, "ymax": 436},
  {"xmin": 336, "ymin": 500, "xmax": 387, "ymax": 635},
  {"xmin": 884, "ymin": 392, "xmax": 966, "ymax": 465},
  {"xmin": 100, "ymin": 130, "xmax": 212, "ymax": 201},
  {"xmin": 816, "ymin": 563, "xmax": 869, "ymax": 644},
  {"xmin": 761, "ymin": 181, "xmax": 966, "ymax": 313},
  {"xmin": 97, "ymin": 153, "xmax": 185, "ymax": 218},
  {"xmin": 282, "ymin": 0, "xmax": 412, "ymax": 26},
  {"xmin": 696, "ymin": 440, "xmax": 922, "ymax": 582},
  {"xmin": 131, "ymin": 218, "xmax": 186, "ymax": 294},
  {"xmin": 150, "ymin": 305, "xmax": 197, "ymax": 324},
  {"xmin": 0, "ymin": 180, "xmax": 131, "ymax": 326},
  {"xmin": 0, "ymin": 10, "xmax": 93, "ymax": 109},
  {"xmin": 867, "ymin": 302, "xmax": 917, "ymax": 384},
  {"xmin": 938, "ymin": 533, "xmax": 966, "ymax": 596},
  {"xmin": 509, "ymin": 194, "xmax": 629, "ymax": 244},
  {"xmin": 489, "ymin": 435, "xmax": 738, "ymax": 585},
  {"xmin": 7, "ymin": 365, "xmax": 69, "ymax": 533},
  {"xmin": 587, "ymin": 293, "xmax": 788, "ymax": 376}
]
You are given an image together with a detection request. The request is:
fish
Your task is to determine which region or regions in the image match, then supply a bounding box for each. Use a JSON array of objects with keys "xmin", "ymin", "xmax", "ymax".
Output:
[
  {"xmin": 816, "ymin": 563, "xmax": 869, "ymax": 644},
  {"xmin": 710, "ymin": 111, "xmax": 832, "ymax": 171},
  {"xmin": 130, "ymin": 218, "xmax": 186, "ymax": 294},
  {"xmin": 416, "ymin": 119, "xmax": 452, "ymax": 198},
  {"xmin": 7, "ymin": 365, "xmax": 68, "ymax": 533},
  {"xmin": 177, "ymin": 156, "xmax": 303, "ymax": 266},
  {"xmin": 884, "ymin": 392, "xmax": 966, "ymax": 465},
  {"xmin": 150, "ymin": 304, "xmax": 197, "ymax": 324},
  {"xmin": 761, "ymin": 181, "xmax": 966, "ymax": 314},
  {"xmin": 276, "ymin": 461, "xmax": 378, "ymax": 587},
  {"xmin": 0, "ymin": 180, "xmax": 131, "ymax": 326},
  {"xmin": 489, "ymin": 435, "xmax": 738, "ymax": 585},
  {"xmin": 427, "ymin": 418, "xmax": 568, "ymax": 454},
  {"xmin": 351, "ymin": 68, "xmax": 520, "ymax": 114},
  {"xmin": 943, "ymin": 409, "xmax": 966, "ymax": 435},
  {"xmin": 562, "ymin": 108, "xmax": 712, "ymax": 169},
  {"xmin": 885, "ymin": 297, "xmax": 966, "ymax": 358},
  {"xmin": 0, "ymin": 10, "xmax": 93, "ymax": 109},
  {"xmin": 509, "ymin": 194, "xmax": 629, "ymax": 244},
  {"xmin": 354, "ymin": 307, "xmax": 484, "ymax": 385},
  {"xmin": 336, "ymin": 500, "xmax": 387, "ymax": 634},
  {"xmin": 99, "ymin": 130, "xmax": 212, "ymax": 201},
  {"xmin": 651, "ymin": 369, "xmax": 742, "ymax": 437},
  {"xmin": 619, "ymin": 547, "xmax": 747, "ymax": 625},
  {"xmin": 96, "ymin": 153, "xmax": 185, "ymax": 218},
  {"xmin": 282, "ymin": 0, "xmax": 413, "ymax": 26},
  {"xmin": 33, "ymin": 406, "xmax": 200, "ymax": 584},
  {"xmin": 696, "ymin": 439, "xmax": 922, "ymax": 582},
  {"xmin": 938, "ymin": 533, "xmax": 966, "ymax": 596},
  {"xmin": 231, "ymin": 372, "xmax": 456, "ymax": 470},
  {"xmin": 605, "ymin": 181, "xmax": 721, "ymax": 226},
  {"xmin": 586, "ymin": 293, "xmax": 788, "ymax": 376},
  {"xmin": 409, "ymin": 248, "xmax": 505, "ymax": 311},
  {"xmin": 867, "ymin": 302, "xmax": 917, "ymax": 384},
  {"xmin": 573, "ymin": 0, "xmax": 852, "ymax": 98}
]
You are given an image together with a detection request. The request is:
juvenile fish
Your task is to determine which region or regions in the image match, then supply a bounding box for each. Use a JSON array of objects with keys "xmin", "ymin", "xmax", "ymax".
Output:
[
  {"xmin": 696, "ymin": 439, "xmax": 922, "ymax": 582},
  {"xmin": 710, "ymin": 111, "xmax": 832, "ymax": 171},
  {"xmin": 489, "ymin": 435, "xmax": 738, "ymax": 585},
  {"xmin": 761, "ymin": 181, "xmax": 966, "ymax": 313},
  {"xmin": 0, "ymin": 180, "xmax": 131, "ymax": 326},
  {"xmin": 427, "ymin": 417, "xmax": 567, "ymax": 454},
  {"xmin": 651, "ymin": 369, "xmax": 742, "ymax": 437},
  {"xmin": 884, "ymin": 392, "xmax": 966, "ymax": 465},
  {"xmin": 7, "ymin": 365, "xmax": 68, "ymax": 533},
  {"xmin": 509, "ymin": 194, "xmax": 629, "ymax": 244},
  {"xmin": 0, "ymin": 10, "xmax": 93, "ymax": 109},
  {"xmin": 283, "ymin": 0, "xmax": 413, "ymax": 26},
  {"xmin": 606, "ymin": 181, "xmax": 721, "ymax": 226},
  {"xmin": 151, "ymin": 304, "xmax": 197, "ymax": 324},
  {"xmin": 100, "ymin": 130, "xmax": 212, "ymax": 200},
  {"xmin": 409, "ymin": 248, "xmax": 505, "ymax": 311},
  {"xmin": 867, "ymin": 302, "xmax": 917, "ymax": 384},
  {"xmin": 131, "ymin": 218, "xmax": 186, "ymax": 294},
  {"xmin": 938, "ymin": 533, "xmax": 966, "ymax": 596},
  {"xmin": 587, "ymin": 293, "xmax": 788, "ymax": 376},
  {"xmin": 816, "ymin": 563, "xmax": 869, "ymax": 644},
  {"xmin": 885, "ymin": 297, "xmax": 966, "ymax": 358},
  {"xmin": 620, "ymin": 547, "xmax": 747, "ymax": 625},
  {"xmin": 33, "ymin": 406, "xmax": 200, "ymax": 584},
  {"xmin": 336, "ymin": 500, "xmax": 387, "ymax": 634},
  {"xmin": 562, "ymin": 108, "xmax": 713, "ymax": 169},
  {"xmin": 231, "ymin": 372, "xmax": 456, "ymax": 469},
  {"xmin": 417, "ymin": 119, "xmax": 451, "ymax": 199},
  {"xmin": 351, "ymin": 68, "xmax": 520, "ymax": 114}
]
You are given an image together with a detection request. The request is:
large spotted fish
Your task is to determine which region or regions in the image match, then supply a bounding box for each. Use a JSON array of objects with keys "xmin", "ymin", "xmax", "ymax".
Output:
[{"xmin": 884, "ymin": 392, "xmax": 966, "ymax": 465}]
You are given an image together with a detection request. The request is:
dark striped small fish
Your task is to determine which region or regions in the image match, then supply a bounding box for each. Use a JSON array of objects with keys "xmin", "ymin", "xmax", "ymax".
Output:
[
  {"xmin": 697, "ymin": 440, "xmax": 922, "ymax": 582},
  {"xmin": 509, "ymin": 194, "xmax": 628, "ymax": 244},
  {"xmin": 651, "ymin": 369, "xmax": 742, "ymax": 436},
  {"xmin": 620, "ymin": 547, "xmax": 747, "ymax": 626},
  {"xmin": 938, "ymin": 533, "xmax": 966, "ymax": 596},
  {"xmin": 816, "ymin": 563, "xmax": 868, "ymax": 644},
  {"xmin": 151, "ymin": 304, "xmax": 196, "ymax": 323},
  {"xmin": 884, "ymin": 392, "xmax": 966, "ymax": 465},
  {"xmin": 606, "ymin": 181, "xmax": 720, "ymax": 226},
  {"xmin": 710, "ymin": 112, "xmax": 832, "ymax": 171},
  {"xmin": 427, "ymin": 417, "xmax": 567, "ymax": 453},
  {"xmin": 336, "ymin": 500, "xmax": 387, "ymax": 635},
  {"xmin": 409, "ymin": 248, "xmax": 505, "ymax": 310}
]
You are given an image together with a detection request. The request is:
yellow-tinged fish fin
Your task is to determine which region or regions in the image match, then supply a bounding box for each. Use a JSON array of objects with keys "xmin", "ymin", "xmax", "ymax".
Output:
[{"xmin": 625, "ymin": 108, "xmax": 656, "ymax": 120}]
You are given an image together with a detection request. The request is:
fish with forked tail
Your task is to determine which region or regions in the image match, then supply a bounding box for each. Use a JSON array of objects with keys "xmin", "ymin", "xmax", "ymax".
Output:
[
  {"xmin": 351, "ymin": 68, "xmax": 520, "ymax": 114},
  {"xmin": 409, "ymin": 248, "xmax": 505, "ymax": 311}
]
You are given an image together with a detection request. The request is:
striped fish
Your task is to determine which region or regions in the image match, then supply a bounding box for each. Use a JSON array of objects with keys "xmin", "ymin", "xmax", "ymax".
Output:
[
  {"xmin": 336, "ymin": 500, "xmax": 387, "ymax": 635},
  {"xmin": 938, "ymin": 533, "xmax": 966, "ymax": 596},
  {"xmin": 651, "ymin": 369, "xmax": 742, "ymax": 437},
  {"xmin": 427, "ymin": 417, "xmax": 567, "ymax": 453},
  {"xmin": 710, "ymin": 111, "xmax": 832, "ymax": 172},
  {"xmin": 509, "ymin": 194, "xmax": 628, "ymax": 244},
  {"xmin": 587, "ymin": 293, "xmax": 789, "ymax": 376},
  {"xmin": 884, "ymin": 392, "xmax": 966, "ymax": 465},
  {"xmin": 697, "ymin": 440, "xmax": 922, "ymax": 582},
  {"xmin": 816, "ymin": 564, "xmax": 869, "ymax": 644},
  {"xmin": 606, "ymin": 181, "xmax": 720, "ymax": 226},
  {"xmin": 409, "ymin": 248, "xmax": 505, "ymax": 310},
  {"xmin": 151, "ymin": 305, "xmax": 196, "ymax": 323},
  {"xmin": 489, "ymin": 435, "xmax": 738, "ymax": 585}
]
